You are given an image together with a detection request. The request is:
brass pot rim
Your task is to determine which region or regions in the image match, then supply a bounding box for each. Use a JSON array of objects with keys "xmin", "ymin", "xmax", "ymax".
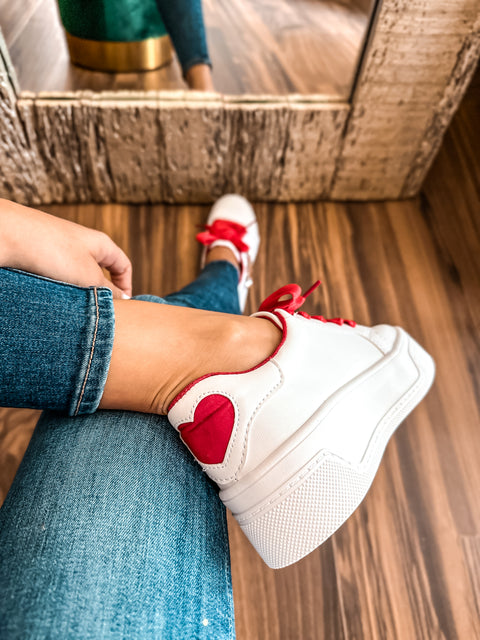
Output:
[{"xmin": 65, "ymin": 31, "xmax": 173, "ymax": 73}]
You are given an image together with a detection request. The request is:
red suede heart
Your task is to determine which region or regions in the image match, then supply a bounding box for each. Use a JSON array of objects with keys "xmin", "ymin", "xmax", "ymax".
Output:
[{"xmin": 178, "ymin": 395, "xmax": 235, "ymax": 465}]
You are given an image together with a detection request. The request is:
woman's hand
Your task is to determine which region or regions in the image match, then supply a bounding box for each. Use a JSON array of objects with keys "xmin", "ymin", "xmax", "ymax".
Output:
[{"xmin": 0, "ymin": 199, "xmax": 132, "ymax": 298}]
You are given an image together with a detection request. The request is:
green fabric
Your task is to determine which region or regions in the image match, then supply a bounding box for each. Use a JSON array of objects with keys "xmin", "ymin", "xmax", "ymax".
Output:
[{"xmin": 57, "ymin": 0, "xmax": 167, "ymax": 42}]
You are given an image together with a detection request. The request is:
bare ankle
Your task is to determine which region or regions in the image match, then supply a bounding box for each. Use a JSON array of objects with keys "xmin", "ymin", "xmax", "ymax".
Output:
[
  {"xmin": 156, "ymin": 317, "xmax": 281, "ymax": 413},
  {"xmin": 205, "ymin": 246, "xmax": 240, "ymax": 271},
  {"xmin": 220, "ymin": 317, "xmax": 282, "ymax": 373},
  {"xmin": 185, "ymin": 64, "xmax": 214, "ymax": 91},
  {"xmin": 100, "ymin": 302, "xmax": 281, "ymax": 417}
]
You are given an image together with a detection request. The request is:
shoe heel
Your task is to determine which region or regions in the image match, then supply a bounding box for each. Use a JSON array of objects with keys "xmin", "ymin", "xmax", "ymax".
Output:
[{"xmin": 234, "ymin": 452, "xmax": 371, "ymax": 569}]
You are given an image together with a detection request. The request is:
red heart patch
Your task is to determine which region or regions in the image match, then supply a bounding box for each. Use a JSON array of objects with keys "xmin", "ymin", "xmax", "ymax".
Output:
[{"xmin": 178, "ymin": 394, "xmax": 235, "ymax": 465}]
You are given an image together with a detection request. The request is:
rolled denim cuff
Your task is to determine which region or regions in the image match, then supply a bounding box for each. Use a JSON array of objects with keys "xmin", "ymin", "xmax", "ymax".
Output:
[
  {"xmin": 70, "ymin": 286, "xmax": 115, "ymax": 416},
  {"xmin": 182, "ymin": 55, "xmax": 212, "ymax": 76},
  {"xmin": 0, "ymin": 269, "xmax": 115, "ymax": 416}
]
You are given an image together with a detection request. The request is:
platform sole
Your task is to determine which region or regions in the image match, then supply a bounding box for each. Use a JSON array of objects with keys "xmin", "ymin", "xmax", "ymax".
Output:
[{"xmin": 221, "ymin": 330, "xmax": 435, "ymax": 569}]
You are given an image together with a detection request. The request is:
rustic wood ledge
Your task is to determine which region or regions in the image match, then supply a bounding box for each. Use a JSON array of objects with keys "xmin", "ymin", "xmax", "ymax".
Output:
[
  {"xmin": 23, "ymin": 90, "xmax": 347, "ymax": 105},
  {"xmin": 0, "ymin": 1, "xmax": 479, "ymax": 204},
  {"xmin": 12, "ymin": 97, "xmax": 349, "ymax": 204}
]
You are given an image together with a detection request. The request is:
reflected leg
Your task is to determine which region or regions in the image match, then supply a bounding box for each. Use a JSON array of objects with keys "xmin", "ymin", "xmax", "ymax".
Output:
[{"xmin": 154, "ymin": 0, "xmax": 213, "ymax": 88}]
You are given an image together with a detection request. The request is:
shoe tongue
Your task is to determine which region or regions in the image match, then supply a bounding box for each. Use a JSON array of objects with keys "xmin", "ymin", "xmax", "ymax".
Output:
[{"xmin": 251, "ymin": 310, "xmax": 284, "ymax": 329}]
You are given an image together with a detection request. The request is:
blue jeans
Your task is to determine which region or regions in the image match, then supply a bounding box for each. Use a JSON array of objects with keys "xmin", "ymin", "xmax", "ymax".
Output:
[
  {"xmin": 0, "ymin": 262, "xmax": 240, "ymax": 639},
  {"xmin": 155, "ymin": 0, "xmax": 211, "ymax": 75}
]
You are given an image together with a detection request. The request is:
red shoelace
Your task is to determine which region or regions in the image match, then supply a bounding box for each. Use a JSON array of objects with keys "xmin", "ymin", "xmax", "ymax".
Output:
[
  {"xmin": 196, "ymin": 219, "xmax": 249, "ymax": 253},
  {"xmin": 259, "ymin": 281, "xmax": 356, "ymax": 327}
]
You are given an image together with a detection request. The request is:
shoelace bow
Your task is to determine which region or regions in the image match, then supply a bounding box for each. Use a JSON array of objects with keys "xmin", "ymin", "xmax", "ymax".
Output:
[
  {"xmin": 259, "ymin": 281, "xmax": 356, "ymax": 327},
  {"xmin": 196, "ymin": 219, "xmax": 249, "ymax": 253}
]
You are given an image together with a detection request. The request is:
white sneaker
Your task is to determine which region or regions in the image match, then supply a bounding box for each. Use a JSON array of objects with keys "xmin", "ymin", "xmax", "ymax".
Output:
[
  {"xmin": 197, "ymin": 194, "xmax": 260, "ymax": 311},
  {"xmin": 168, "ymin": 282, "xmax": 435, "ymax": 568}
]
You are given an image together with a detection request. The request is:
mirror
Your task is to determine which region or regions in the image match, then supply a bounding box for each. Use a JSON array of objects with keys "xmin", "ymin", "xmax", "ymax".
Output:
[{"xmin": 0, "ymin": 0, "xmax": 375, "ymax": 99}]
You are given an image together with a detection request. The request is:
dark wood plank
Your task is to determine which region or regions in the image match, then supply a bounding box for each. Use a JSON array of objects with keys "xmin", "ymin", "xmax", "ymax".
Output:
[
  {"xmin": 0, "ymin": 408, "xmax": 39, "ymax": 505},
  {"xmin": 461, "ymin": 535, "xmax": 480, "ymax": 624}
]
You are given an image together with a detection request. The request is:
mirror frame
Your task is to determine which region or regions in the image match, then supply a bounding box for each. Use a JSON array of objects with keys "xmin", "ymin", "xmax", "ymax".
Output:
[{"xmin": 0, "ymin": 0, "xmax": 479, "ymax": 205}]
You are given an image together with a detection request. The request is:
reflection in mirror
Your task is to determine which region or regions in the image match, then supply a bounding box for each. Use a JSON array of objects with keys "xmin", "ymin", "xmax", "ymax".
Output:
[{"xmin": 0, "ymin": 0, "xmax": 375, "ymax": 98}]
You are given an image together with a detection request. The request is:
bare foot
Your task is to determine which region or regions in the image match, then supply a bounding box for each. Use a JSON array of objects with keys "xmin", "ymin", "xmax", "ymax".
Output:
[{"xmin": 185, "ymin": 63, "xmax": 215, "ymax": 91}]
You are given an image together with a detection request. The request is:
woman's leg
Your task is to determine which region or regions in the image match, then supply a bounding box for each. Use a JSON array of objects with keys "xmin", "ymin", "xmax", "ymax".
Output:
[
  {"xmin": 0, "ymin": 267, "xmax": 279, "ymax": 416},
  {"xmin": 0, "ymin": 197, "xmax": 264, "ymax": 417},
  {"xmin": 101, "ymin": 297, "xmax": 279, "ymax": 415},
  {"xmin": 0, "ymin": 410, "xmax": 234, "ymax": 640},
  {"xmin": 0, "ymin": 262, "xmax": 246, "ymax": 639},
  {"xmin": 162, "ymin": 260, "xmax": 241, "ymax": 315},
  {"xmin": 154, "ymin": 0, "xmax": 213, "ymax": 89}
]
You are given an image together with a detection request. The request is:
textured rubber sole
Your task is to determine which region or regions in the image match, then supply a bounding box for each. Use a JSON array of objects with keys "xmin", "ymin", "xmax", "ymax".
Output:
[{"xmin": 227, "ymin": 332, "xmax": 435, "ymax": 569}]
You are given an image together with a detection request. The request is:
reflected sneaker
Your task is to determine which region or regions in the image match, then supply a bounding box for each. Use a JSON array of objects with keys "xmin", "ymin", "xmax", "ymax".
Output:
[
  {"xmin": 167, "ymin": 282, "xmax": 435, "ymax": 569},
  {"xmin": 197, "ymin": 194, "xmax": 260, "ymax": 311}
]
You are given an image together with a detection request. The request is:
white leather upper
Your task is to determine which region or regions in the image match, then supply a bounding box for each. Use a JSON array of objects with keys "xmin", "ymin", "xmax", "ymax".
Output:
[{"xmin": 167, "ymin": 310, "xmax": 406, "ymax": 487}]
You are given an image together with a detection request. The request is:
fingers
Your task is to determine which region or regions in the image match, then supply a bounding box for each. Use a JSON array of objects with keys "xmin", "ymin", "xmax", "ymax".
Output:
[
  {"xmin": 95, "ymin": 233, "xmax": 133, "ymax": 297},
  {"xmin": 110, "ymin": 260, "xmax": 133, "ymax": 298},
  {"xmin": 94, "ymin": 266, "xmax": 130, "ymax": 299},
  {"xmin": 106, "ymin": 279, "xmax": 132, "ymax": 300}
]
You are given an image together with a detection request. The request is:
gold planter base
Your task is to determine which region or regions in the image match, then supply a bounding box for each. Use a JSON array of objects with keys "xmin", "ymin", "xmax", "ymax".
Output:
[{"xmin": 65, "ymin": 32, "xmax": 173, "ymax": 73}]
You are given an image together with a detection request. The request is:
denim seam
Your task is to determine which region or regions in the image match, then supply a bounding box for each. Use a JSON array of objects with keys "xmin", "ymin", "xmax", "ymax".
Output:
[
  {"xmin": 74, "ymin": 287, "xmax": 100, "ymax": 416},
  {"xmin": 4, "ymin": 267, "xmax": 94, "ymax": 291}
]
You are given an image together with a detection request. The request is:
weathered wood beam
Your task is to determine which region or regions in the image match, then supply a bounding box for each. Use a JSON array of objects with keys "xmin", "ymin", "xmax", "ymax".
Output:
[
  {"xmin": 12, "ymin": 94, "xmax": 348, "ymax": 204},
  {"xmin": 331, "ymin": 0, "xmax": 480, "ymax": 200}
]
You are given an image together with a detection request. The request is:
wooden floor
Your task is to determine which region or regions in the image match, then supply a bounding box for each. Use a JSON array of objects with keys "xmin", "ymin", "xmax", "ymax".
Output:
[
  {"xmin": 0, "ymin": 0, "xmax": 372, "ymax": 96},
  {"xmin": 0, "ymin": 69, "xmax": 479, "ymax": 640}
]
